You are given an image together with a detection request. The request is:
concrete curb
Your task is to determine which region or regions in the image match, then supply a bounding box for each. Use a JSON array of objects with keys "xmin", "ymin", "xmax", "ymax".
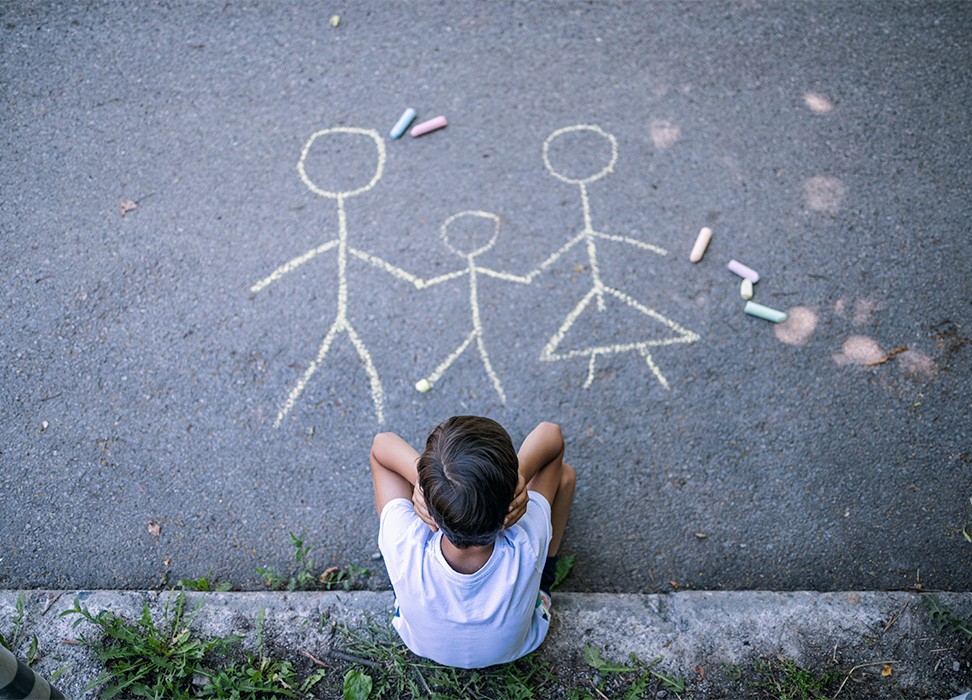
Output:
[{"xmin": 1, "ymin": 590, "xmax": 970, "ymax": 699}]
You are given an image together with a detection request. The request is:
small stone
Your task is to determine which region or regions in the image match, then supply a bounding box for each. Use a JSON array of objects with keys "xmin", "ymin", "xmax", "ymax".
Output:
[
  {"xmin": 329, "ymin": 15, "xmax": 340, "ymax": 27},
  {"xmin": 953, "ymin": 661, "xmax": 961, "ymax": 672},
  {"xmin": 371, "ymin": 551, "xmax": 382, "ymax": 561},
  {"xmin": 41, "ymin": 420, "xmax": 49, "ymax": 431}
]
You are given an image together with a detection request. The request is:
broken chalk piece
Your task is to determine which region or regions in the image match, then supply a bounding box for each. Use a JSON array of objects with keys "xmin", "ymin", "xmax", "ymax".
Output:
[
  {"xmin": 745, "ymin": 301, "xmax": 787, "ymax": 323},
  {"xmin": 740, "ymin": 278, "xmax": 754, "ymax": 300},
  {"xmin": 689, "ymin": 227, "xmax": 712, "ymax": 262},
  {"xmin": 411, "ymin": 115, "xmax": 447, "ymax": 137},
  {"xmin": 389, "ymin": 108, "xmax": 416, "ymax": 139},
  {"xmin": 415, "ymin": 378, "xmax": 433, "ymax": 393},
  {"xmin": 728, "ymin": 259, "xmax": 760, "ymax": 283}
]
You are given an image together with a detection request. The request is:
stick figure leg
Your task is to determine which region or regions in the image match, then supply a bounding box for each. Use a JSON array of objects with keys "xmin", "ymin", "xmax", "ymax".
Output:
[
  {"xmin": 639, "ymin": 347, "xmax": 670, "ymax": 390},
  {"xmin": 419, "ymin": 328, "xmax": 477, "ymax": 389},
  {"xmin": 275, "ymin": 319, "xmax": 343, "ymax": 428},
  {"xmin": 345, "ymin": 321, "xmax": 386, "ymax": 424},
  {"xmin": 475, "ymin": 331, "xmax": 506, "ymax": 403}
]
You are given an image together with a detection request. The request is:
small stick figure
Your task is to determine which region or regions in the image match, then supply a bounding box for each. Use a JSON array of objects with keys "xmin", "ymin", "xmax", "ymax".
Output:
[{"xmin": 414, "ymin": 211, "xmax": 531, "ymax": 403}]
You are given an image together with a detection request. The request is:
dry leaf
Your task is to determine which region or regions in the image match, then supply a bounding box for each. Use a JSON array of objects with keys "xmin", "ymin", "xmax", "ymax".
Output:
[
  {"xmin": 119, "ymin": 200, "xmax": 138, "ymax": 216},
  {"xmin": 881, "ymin": 665, "xmax": 893, "ymax": 677},
  {"xmin": 147, "ymin": 521, "xmax": 161, "ymax": 537}
]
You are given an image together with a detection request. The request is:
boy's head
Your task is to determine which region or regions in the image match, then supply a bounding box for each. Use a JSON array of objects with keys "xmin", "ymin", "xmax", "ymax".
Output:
[{"xmin": 418, "ymin": 415, "xmax": 519, "ymax": 548}]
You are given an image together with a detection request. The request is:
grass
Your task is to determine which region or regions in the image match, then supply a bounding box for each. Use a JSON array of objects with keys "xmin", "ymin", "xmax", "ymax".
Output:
[{"xmin": 0, "ymin": 592, "xmax": 39, "ymax": 665}]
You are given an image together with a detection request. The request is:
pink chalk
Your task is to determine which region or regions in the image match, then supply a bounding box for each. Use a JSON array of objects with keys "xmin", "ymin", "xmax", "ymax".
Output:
[
  {"xmin": 411, "ymin": 115, "xmax": 448, "ymax": 137},
  {"xmin": 727, "ymin": 259, "xmax": 760, "ymax": 283}
]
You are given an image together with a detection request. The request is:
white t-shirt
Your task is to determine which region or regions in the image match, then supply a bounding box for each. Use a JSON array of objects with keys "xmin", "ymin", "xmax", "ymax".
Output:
[{"xmin": 378, "ymin": 491, "xmax": 553, "ymax": 668}]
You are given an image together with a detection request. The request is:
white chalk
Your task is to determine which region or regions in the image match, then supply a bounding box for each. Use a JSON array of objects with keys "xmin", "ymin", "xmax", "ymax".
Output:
[
  {"xmin": 389, "ymin": 108, "xmax": 416, "ymax": 139},
  {"xmin": 689, "ymin": 227, "xmax": 712, "ymax": 263},
  {"xmin": 740, "ymin": 278, "xmax": 754, "ymax": 300},
  {"xmin": 728, "ymin": 259, "xmax": 760, "ymax": 283},
  {"xmin": 411, "ymin": 116, "xmax": 447, "ymax": 137},
  {"xmin": 415, "ymin": 378, "xmax": 433, "ymax": 393}
]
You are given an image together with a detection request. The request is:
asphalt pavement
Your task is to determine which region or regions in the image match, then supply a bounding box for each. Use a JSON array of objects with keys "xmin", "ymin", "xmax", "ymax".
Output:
[{"xmin": 1, "ymin": 1, "xmax": 970, "ymax": 594}]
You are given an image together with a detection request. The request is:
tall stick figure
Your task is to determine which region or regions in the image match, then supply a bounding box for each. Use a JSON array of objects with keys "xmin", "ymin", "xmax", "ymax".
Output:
[
  {"xmin": 533, "ymin": 124, "xmax": 699, "ymax": 389},
  {"xmin": 414, "ymin": 211, "xmax": 531, "ymax": 402},
  {"xmin": 251, "ymin": 127, "xmax": 421, "ymax": 426}
]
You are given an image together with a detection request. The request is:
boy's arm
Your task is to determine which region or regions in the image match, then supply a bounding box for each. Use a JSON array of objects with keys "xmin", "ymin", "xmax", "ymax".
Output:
[
  {"xmin": 370, "ymin": 432, "xmax": 420, "ymax": 517},
  {"xmin": 507, "ymin": 422, "xmax": 564, "ymax": 526}
]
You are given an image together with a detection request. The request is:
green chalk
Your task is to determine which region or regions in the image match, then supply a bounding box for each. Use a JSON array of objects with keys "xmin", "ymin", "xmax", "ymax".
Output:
[{"xmin": 745, "ymin": 301, "xmax": 787, "ymax": 323}]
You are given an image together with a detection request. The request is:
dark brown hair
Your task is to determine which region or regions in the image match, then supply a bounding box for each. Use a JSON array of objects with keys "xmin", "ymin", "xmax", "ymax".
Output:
[{"xmin": 417, "ymin": 416, "xmax": 519, "ymax": 548}]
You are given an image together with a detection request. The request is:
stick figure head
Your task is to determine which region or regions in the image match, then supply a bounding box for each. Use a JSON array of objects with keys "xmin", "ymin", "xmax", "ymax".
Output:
[
  {"xmin": 418, "ymin": 416, "xmax": 519, "ymax": 548},
  {"xmin": 440, "ymin": 210, "xmax": 501, "ymax": 259},
  {"xmin": 543, "ymin": 124, "xmax": 618, "ymax": 185},
  {"xmin": 297, "ymin": 127, "xmax": 386, "ymax": 199}
]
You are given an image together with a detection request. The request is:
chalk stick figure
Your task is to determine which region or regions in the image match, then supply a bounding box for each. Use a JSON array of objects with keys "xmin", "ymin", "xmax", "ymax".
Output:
[
  {"xmin": 414, "ymin": 211, "xmax": 531, "ymax": 403},
  {"xmin": 250, "ymin": 127, "xmax": 421, "ymax": 426},
  {"xmin": 532, "ymin": 124, "xmax": 699, "ymax": 389}
]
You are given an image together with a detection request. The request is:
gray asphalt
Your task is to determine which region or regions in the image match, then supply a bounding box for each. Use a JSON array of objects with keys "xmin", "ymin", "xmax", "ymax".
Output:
[{"xmin": 1, "ymin": 1, "xmax": 970, "ymax": 593}]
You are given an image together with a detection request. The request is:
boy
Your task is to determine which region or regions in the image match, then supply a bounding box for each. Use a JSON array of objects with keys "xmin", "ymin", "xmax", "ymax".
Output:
[{"xmin": 370, "ymin": 417, "xmax": 576, "ymax": 668}]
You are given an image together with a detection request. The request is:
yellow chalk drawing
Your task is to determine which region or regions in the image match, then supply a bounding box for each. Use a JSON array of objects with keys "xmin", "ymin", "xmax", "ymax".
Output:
[
  {"xmin": 534, "ymin": 124, "xmax": 699, "ymax": 389},
  {"xmin": 415, "ymin": 211, "xmax": 532, "ymax": 402},
  {"xmin": 251, "ymin": 127, "xmax": 421, "ymax": 426}
]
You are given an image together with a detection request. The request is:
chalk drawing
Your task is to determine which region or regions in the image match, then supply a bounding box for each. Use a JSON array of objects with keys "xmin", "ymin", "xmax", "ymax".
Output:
[
  {"xmin": 533, "ymin": 124, "xmax": 699, "ymax": 389},
  {"xmin": 251, "ymin": 127, "xmax": 422, "ymax": 426},
  {"xmin": 415, "ymin": 211, "xmax": 532, "ymax": 402}
]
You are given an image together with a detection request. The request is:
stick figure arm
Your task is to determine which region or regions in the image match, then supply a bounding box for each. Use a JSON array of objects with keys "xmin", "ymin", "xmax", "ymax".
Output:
[
  {"xmin": 420, "ymin": 269, "xmax": 468, "ymax": 288},
  {"xmin": 348, "ymin": 247, "xmax": 425, "ymax": 287},
  {"xmin": 592, "ymin": 232, "xmax": 668, "ymax": 256},
  {"xmin": 524, "ymin": 231, "xmax": 587, "ymax": 280},
  {"xmin": 477, "ymin": 267, "xmax": 533, "ymax": 284},
  {"xmin": 250, "ymin": 240, "xmax": 339, "ymax": 293}
]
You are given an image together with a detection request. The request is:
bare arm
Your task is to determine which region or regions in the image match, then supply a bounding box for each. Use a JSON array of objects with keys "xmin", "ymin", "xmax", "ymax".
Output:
[
  {"xmin": 505, "ymin": 422, "xmax": 564, "ymax": 525},
  {"xmin": 370, "ymin": 432, "xmax": 420, "ymax": 517}
]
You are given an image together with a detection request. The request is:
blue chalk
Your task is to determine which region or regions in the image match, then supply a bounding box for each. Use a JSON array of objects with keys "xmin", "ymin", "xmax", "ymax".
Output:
[{"xmin": 390, "ymin": 108, "xmax": 417, "ymax": 139}]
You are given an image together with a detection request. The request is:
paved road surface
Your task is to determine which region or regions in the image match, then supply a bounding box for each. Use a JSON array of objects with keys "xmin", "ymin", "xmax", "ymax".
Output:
[{"xmin": 2, "ymin": 1, "xmax": 970, "ymax": 592}]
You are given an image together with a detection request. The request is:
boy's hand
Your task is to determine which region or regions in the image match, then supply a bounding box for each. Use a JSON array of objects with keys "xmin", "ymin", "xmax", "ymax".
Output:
[
  {"xmin": 412, "ymin": 482, "xmax": 438, "ymax": 532},
  {"xmin": 504, "ymin": 473, "xmax": 528, "ymax": 528}
]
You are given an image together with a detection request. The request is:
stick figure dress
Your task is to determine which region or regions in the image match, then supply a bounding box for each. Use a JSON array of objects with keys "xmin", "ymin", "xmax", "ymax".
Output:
[
  {"xmin": 535, "ymin": 124, "xmax": 699, "ymax": 389},
  {"xmin": 250, "ymin": 127, "xmax": 421, "ymax": 426}
]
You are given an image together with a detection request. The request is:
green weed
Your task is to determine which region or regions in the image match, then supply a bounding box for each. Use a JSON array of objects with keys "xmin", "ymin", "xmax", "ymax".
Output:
[
  {"xmin": 923, "ymin": 593, "xmax": 972, "ymax": 640},
  {"xmin": 582, "ymin": 643, "xmax": 687, "ymax": 699},
  {"xmin": 177, "ymin": 570, "xmax": 232, "ymax": 592},
  {"xmin": 60, "ymin": 591, "xmax": 325, "ymax": 699},
  {"xmin": 753, "ymin": 656, "xmax": 842, "ymax": 700},
  {"xmin": 258, "ymin": 532, "xmax": 370, "ymax": 592},
  {"xmin": 551, "ymin": 554, "xmax": 576, "ymax": 591}
]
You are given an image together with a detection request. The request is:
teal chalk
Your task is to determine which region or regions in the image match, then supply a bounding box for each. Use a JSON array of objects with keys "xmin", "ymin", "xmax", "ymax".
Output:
[
  {"xmin": 390, "ymin": 108, "xmax": 416, "ymax": 139},
  {"xmin": 745, "ymin": 301, "xmax": 787, "ymax": 323}
]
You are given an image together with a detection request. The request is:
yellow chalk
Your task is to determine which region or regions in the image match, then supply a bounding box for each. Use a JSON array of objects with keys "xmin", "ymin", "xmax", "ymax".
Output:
[
  {"xmin": 689, "ymin": 227, "xmax": 712, "ymax": 263},
  {"xmin": 740, "ymin": 278, "xmax": 754, "ymax": 300}
]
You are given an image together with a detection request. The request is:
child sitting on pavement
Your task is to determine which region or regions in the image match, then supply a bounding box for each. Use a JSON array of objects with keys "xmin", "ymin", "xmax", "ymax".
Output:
[{"xmin": 370, "ymin": 416, "xmax": 576, "ymax": 668}]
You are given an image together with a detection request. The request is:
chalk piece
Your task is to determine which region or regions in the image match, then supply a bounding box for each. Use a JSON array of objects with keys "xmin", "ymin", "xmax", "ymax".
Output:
[
  {"xmin": 415, "ymin": 378, "xmax": 433, "ymax": 393},
  {"xmin": 689, "ymin": 227, "xmax": 712, "ymax": 262},
  {"xmin": 745, "ymin": 301, "xmax": 787, "ymax": 323},
  {"xmin": 389, "ymin": 108, "xmax": 416, "ymax": 139},
  {"xmin": 728, "ymin": 259, "xmax": 760, "ymax": 283},
  {"xmin": 411, "ymin": 116, "xmax": 447, "ymax": 137},
  {"xmin": 740, "ymin": 278, "xmax": 754, "ymax": 300},
  {"xmin": 329, "ymin": 15, "xmax": 340, "ymax": 27}
]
